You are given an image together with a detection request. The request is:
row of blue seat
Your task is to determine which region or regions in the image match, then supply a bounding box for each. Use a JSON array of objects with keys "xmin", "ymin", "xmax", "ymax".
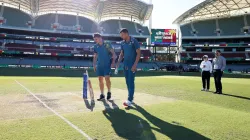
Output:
[{"xmin": 181, "ymin": 15, "xmax": 250, "ymax": 36}]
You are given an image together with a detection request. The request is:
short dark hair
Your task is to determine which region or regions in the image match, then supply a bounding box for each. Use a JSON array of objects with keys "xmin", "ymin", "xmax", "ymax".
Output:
[
  {"xmin": 216, "ymin": 50, "xmax": 221, "ymax": 53},
  {"xmin": 93, "ymin": 33, "xmax": 102, "ymax": 38},
  {"xmin": 120, "ymin": 28, "xmax": 129, "ymax": 34}
]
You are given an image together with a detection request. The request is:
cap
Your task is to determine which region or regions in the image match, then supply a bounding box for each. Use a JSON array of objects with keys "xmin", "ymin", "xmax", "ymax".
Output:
[{"xmin": 203, "ymin": 55, "xmax": 208, "ymax": 58}]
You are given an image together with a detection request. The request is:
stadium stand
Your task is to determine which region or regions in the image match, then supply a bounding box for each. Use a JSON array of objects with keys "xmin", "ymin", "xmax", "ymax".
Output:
[
  {"xmin": 120, "ymin": 20, "xmax": 139, "ymax": 35},
  {"xmin": 219, "ymin": 16, "xmax": 244, "ymax": 36},
  {"xmin": 136, "ymin": 23, "xmax": 150, "ymax": 35},
  {"xmin": 78, "ymin": 17, "xmax": 98, "ymax": 33},
  {"xmin": 34, "ymin": 14, "xmax": 56, "ymax": 30},
  {"xmin": 3, "ymin": 7, "xmax": 31, "ymax": 28},
  {"xmin": 174, "ymin": 0, "xmax": 250, "ymax": 65},
  {"xmin": 58, "ymin": 14, "xmax": 76, "ymax": 27},
  {"xmin": 0, "ymin": 0, "xmax": 153, "ymax": 70},
  {"xmin": 100, "ymin": 20, "xmax": 120, "ymax": 34},
  {"xmin": 193, "ymin": 20, "xmax": 216, "ymax": 36},
  {"xmin": 180, "ymin": 24, "xmax": 193, "ymax": 36}
]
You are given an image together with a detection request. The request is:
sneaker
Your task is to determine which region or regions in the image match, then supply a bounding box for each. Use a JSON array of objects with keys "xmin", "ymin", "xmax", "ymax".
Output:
[
  {"xmin": 107, "ymin": 92, "xmax": 111, "ymax": 100},
  {"xmin": 97, "ymin": 94, "xmax": 105, "ymax": 101},
  {"xmin": 201, "ymin": 88, "xmax": 205, "ymax": 91},
  {"xmin": 123, "ymin": 100, "xmax": 132, "ymax": 107},
  {"xmin": 213, "ymin": 91, "xmax": 219, "ymax": 94},
  {"xmin": 206, "ymin": 89, "xmax": 209, "ymax": 92}
]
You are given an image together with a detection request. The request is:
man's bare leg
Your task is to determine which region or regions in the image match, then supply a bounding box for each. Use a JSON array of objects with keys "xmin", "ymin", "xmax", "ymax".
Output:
[
  {"xmin": 97, "ymin": 76, "xmax": 105, "ymax": 101},
  {"xmin": 105, "ymin": 76, "xmax": 111, "ymax": 92},
  {"xmin": 105, "ymin": 76, "xmax": 112, "ymax": 100}
]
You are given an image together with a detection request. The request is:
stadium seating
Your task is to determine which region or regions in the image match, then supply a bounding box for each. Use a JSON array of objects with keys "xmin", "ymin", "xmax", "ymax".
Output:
[
  {"xmin": 5, "ymin": 43, "xmax": 39, "ymax": 49},
  {"xmin": 193, "ymin": 20, "xmax": 216, "ymax": 36},
  {"xmin": 219, "ymin": 16, "xmax": 244, "ymax": 35},
  {"xmin": 43, "ymin": 46, "xmax": 74, "ymax": 51},
  {"xmin": 189, "ymin": 53, "xmax": 214, "ymax": 58},
  {"xmin": 136, "ymin": 23, "xmax": 150, "ymax": 36},
  {"xmin": 7, "ymin": 48, "xmax": 36, "ymax": 52},
  {"xmin": 58, "ymin": 14, "xmax": 76, "ymax": 27},
  {"xmin": 180, "ymin": 24, "xmax": 192, "ymax": 36},
  {"xmin": 180, "ymin": 53, "xmax": 188, "ymax": 57},
  {"xmin": 0, "ymin": 57, "xmax": 158, "ymax": 69},
  {"xmin": 45, "ymin": 50, "xmax": 72, "ymax": 53},
  {"xmin": 34, "ymin": 13, "xmax": 98, "ymax": 33},
  {"xmin": 100, "ymin": 20, "xmax": 150, "ymax": 35},
  {"xmin": 1, "ymin": 7, "xmax": 149, "ymax": 35},
  {"xmin": 181, "ymin": 16, "xmax": 247, "ymax": 36},
  {"xmin": 34, "ymin": 14, "xmax": 56, "ymax": 30},
  {"xmin": 186, "ymin": 53, "xmax": 246, "ymax": 59},
  {"xmin": 222, "ymin": 53, "xmax": 245, "ymax": 58},
  {"xmin": 78, "ymin": 16, "xmax": 98, "ymax": 33},
  {"xmin": 120, "ymin": 20, "xmax": 139, "ymax": 35},
  {"xmin": 3, "ymin": 7, "xmax": 31, "ymax": 28},
  {"xmin": 100, "ymin": 20, "xmax": 120, "ymax": 34}
]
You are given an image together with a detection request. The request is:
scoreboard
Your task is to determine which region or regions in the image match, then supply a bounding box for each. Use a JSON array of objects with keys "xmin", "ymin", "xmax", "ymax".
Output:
[{"xmin": 151, "ymin": 29, "xmax": 177, "ymax": 46}]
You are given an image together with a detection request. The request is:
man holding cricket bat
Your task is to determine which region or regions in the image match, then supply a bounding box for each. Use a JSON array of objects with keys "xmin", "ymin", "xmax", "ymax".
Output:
[
  {"xmin": 93, "ymin": 33, "xmax": 116, "ymax": 101},
  {"xmin": 116, "ymin": 28, "xmax": 141, "ymax": 107}
]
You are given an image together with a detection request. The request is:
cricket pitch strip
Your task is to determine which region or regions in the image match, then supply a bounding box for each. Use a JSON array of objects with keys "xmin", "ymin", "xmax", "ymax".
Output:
[{"xmin": 0, "ymin": 88, "xmax": 175, "ymax": 121}]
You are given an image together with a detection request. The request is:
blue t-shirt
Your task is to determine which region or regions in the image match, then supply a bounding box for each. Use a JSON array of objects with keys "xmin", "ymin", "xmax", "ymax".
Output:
[
  {"xmin": 121, "ymin": 37, "xmax": 140, "ymax": 68},
  {"xmin": 94, "ymin": 42, "xmax": 112, "ymax": 67}
]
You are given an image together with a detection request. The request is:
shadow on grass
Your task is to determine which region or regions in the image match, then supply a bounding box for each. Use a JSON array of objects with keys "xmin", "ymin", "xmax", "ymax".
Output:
[
  {"xmin": 101, "ymin": 100, "xmax": 157, "ymax": 140},
  {"xmin": 221, "ymin": 93, "xmax": 250, "ymax": 101},
  {"xmin": 101, "ymin": 100, "xmax": 210, "ymax": 140}
]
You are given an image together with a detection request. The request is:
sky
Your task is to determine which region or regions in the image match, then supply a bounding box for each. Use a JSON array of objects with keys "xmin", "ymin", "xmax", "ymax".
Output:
[{"xmin": 142, "ymin": 0, "xmax": 205, "ymax": 29}]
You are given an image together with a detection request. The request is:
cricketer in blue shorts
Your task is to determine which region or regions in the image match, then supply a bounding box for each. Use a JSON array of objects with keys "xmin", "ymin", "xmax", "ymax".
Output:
[
  {"xmin": 116, "ymin": 28, "xmax": 141, "ymax": 107},
  {"xmin": 93, "ymin": 33, "xmax": 116, "ymax": 101}
]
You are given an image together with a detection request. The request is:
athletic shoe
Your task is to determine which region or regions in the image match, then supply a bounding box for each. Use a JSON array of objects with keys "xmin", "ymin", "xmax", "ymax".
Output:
[
  {"xmin": 213, "ymin": 91, "xmax": 219, "ymax": 94},
  {"xmin": 107, "ymin": 92, "xmax": 111, "ymax": 100},
  {"xmin": 201, "ymin": 88, "xmax": 205, "ymax": 91},
  {"xmin": 206, "ymin": 89, "xmax": 209, "ymax": 92},
  {"xmin": 123, "ymin": 100, "xmax": 132, "ymax": 107},
  {"xmin": 97, "ymin": 94, "xmax": 105, "ymax": 101},
  {"xmin": 218, "ymin": 91, "xmax": 222, "ymax": 94}
]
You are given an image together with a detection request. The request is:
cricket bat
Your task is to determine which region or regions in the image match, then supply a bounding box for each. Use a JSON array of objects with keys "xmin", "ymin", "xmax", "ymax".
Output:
[{"xmin": 86, "ymin": 70, "xmax": 94, "ymax": 101}]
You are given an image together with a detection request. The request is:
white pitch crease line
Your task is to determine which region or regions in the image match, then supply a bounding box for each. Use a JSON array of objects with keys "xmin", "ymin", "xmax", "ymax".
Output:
[{"xmin": 14, "ymin": 80, "xmax": 92, "ymax": 140}]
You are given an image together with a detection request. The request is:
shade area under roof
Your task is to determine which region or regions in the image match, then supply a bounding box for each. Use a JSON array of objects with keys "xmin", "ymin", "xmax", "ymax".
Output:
[{"xmin": 0, "ymin": 0, "xmax": 153, "ymax": 23}]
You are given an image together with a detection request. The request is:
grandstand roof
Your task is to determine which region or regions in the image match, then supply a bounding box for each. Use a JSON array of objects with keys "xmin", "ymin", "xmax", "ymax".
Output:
[
  {"xmin": 173, "ymin": 0, "xmax": 250, "ymax": 25},
  {"xmin": 0, "ymin": 0, "xmax": 153, "ymax": 23}
]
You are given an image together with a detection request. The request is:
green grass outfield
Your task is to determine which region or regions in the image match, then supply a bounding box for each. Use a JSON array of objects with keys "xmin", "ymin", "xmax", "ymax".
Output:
[{"xmin": 0, "ymin": 76, "xmax": 250, "ymax": 140}]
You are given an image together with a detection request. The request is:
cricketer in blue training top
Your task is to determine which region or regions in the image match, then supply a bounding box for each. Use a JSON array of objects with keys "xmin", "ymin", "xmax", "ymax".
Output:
[
  {"xmin": 116, "ymin": 28, "xmax": 141, "ymax": 107},
  {"xmin": 93, "ymin": 33, "xmax": 116, "ymax": 101}
]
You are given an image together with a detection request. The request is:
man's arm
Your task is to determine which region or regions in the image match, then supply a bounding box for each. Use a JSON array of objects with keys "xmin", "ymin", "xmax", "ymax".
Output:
[
  {"xmin": 108, "ymin": 43, "xmax": 116, "ymax": 65},
  {"xmin": 133, "ymin": 39, "xmax": 141, "ymax": 67},
  {"xmin": 116, "ymin": 50, "xmax": 123, "ymax": 68},
  {"xmin": 221, "ymin": 57, "xmax": 226, "ymax": 71},
  {"xmin": 93, "ymin": 53, "xmax": 97, "ymax": 67},
  {"xmin": 110, "ymin": 48, "xmax": 116, "ymax": 66},
  {"xmin": 133, "ymin": 48, "xmax": 141, "ymax": 67},
  {"xmin": 199, "ymin": 61, "xmax": 203, "ymax": 69}
]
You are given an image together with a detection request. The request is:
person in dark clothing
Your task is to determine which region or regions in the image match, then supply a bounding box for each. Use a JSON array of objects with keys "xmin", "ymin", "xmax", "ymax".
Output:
[{"xmin": 212, "ymin": 50, "xmax": 226, "ymax": 94}]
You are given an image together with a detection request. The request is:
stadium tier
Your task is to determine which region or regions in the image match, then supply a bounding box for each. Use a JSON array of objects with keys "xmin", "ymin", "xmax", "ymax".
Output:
[
  {"xmin": 180, "ymin": 15, "xmax": 250, "ymax": 36},
  {"xmin": 174, "ymin": 0, "xmax": 250, "ymax": 64},
  {"xmin": 0, "ymin": 0, "xmax": 153, "ymax": 67},
  {"xmin": 0, "ymin": 5, "xmax": 150, "ymax": 36}
]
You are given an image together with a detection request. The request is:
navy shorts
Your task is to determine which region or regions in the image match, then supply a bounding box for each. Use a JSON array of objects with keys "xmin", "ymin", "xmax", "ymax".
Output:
[{"xmin": 96, "ymin": 65, "xmax": 111, "ymax": 77}]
